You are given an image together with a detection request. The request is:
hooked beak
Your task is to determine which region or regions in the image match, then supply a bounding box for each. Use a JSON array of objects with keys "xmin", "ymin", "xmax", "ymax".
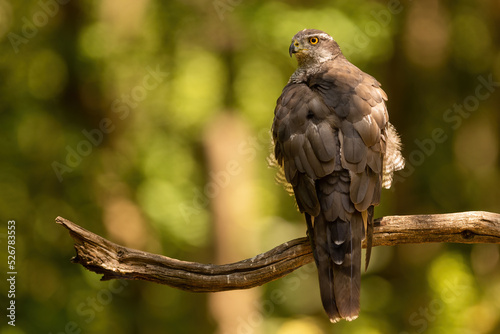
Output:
[{"xmin": 289, "ymin": 40, "xmax": 300, "ymax": 57}]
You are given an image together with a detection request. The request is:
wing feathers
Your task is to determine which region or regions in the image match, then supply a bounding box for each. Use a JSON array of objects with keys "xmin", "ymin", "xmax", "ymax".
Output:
[
  {"xmin": 353, "ymin": 115, "xmax": 380, "ymax": 147},
  {"xmin": 317, "ymin": 123, "xmax": 338, "ymax": 158}
]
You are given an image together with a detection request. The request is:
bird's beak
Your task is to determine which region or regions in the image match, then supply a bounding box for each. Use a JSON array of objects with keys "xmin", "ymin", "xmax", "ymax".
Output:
[{"xmin": 289, "ymin": 40, "xmax": 299, "ymax": 57}]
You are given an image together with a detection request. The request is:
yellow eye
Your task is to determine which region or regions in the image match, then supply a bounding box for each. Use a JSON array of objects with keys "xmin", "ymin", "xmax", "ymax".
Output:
[{"xmin": 309, "ymin": 37, "xmax": 318, "ymax": 45}]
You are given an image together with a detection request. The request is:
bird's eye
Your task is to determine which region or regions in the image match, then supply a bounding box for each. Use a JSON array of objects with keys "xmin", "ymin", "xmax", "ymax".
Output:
[{"xmin": 309, "ymin": 37, "xmax": 319, "ymax": 45}]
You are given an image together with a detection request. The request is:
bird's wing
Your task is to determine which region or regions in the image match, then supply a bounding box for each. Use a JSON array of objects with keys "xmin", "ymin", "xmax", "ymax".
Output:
[
  {"xmin": 312, "ymin": 58, "xmax": 404, "ymax": 275},
  {"xmin": 312, "ymin": 58, "xmax": 389, "ymax": 213},
  {"xmin": 272, "ymin": 81, "xmax": 341, "ymax": 217}
]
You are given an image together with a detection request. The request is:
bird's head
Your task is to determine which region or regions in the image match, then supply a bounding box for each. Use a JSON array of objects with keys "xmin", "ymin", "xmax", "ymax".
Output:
[{"xmin": 289, "ymin": 29, "xmax": 342, "ymax": 67}]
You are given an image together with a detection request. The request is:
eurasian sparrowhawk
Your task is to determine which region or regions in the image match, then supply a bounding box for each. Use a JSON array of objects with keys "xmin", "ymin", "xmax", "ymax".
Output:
[{"xmin": 271, "ymin": 29, "xmax": 404, "ymax": 322}]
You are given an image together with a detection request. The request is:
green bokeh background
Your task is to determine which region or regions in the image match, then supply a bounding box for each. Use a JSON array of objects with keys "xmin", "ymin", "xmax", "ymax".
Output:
[{"xmin": 1, "ymin": 0, "xmax": 500, "ymax": 333}]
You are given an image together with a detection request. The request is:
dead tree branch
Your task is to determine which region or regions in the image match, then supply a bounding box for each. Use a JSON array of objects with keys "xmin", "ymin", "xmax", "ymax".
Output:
[{"xmin": 56, "ymin": 211, "xmax": 500, "ymax": 292}]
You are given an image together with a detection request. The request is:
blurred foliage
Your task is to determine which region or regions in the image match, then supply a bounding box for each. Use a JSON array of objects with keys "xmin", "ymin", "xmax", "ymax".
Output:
[{"xmin": 1, "ymin": 0, "xmax": 500, "ymax": 333}]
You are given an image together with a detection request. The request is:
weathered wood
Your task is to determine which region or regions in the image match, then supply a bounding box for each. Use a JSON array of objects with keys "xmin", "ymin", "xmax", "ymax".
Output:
[{"xmin": 56, "ymin": 211, "xmax": 500, "ymax": 292}]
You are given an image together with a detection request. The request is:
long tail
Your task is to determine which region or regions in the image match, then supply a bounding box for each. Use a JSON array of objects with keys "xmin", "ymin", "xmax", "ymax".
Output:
[{"xmin": 313, "ymin": 211, "xmax": 363, "ymax": 322}]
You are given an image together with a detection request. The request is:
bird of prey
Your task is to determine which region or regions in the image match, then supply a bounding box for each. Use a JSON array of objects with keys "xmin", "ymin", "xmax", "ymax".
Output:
[{"xmin": 271, "ymin": 29, "xmax": 404, "ymax": 322}]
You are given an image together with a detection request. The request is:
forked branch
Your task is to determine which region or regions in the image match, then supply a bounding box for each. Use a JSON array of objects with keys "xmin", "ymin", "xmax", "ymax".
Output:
[{"xmin": 56, "ymin": 211, "xmax": 500, "ymax": 292}]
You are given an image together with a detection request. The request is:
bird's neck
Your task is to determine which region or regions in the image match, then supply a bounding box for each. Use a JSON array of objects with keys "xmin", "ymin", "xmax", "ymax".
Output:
[
  {"xmin": 291, "ymin": 53, "xmax": 341, "ymax": 83},
  {"xmin": 290, "ymin": 59, "xmax": 329, "ymax": 83}
]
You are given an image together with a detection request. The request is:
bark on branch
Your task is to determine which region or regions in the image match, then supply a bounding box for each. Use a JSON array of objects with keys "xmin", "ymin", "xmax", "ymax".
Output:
[{"xmin": 56, "ymin": 211, "xmax": 500, "ymax": 292}]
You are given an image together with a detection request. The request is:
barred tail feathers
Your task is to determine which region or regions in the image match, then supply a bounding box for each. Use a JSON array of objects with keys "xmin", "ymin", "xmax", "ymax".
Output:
[{"xmin": 313, "ymin": 212, "xmax": 363, "ymax": 322}]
